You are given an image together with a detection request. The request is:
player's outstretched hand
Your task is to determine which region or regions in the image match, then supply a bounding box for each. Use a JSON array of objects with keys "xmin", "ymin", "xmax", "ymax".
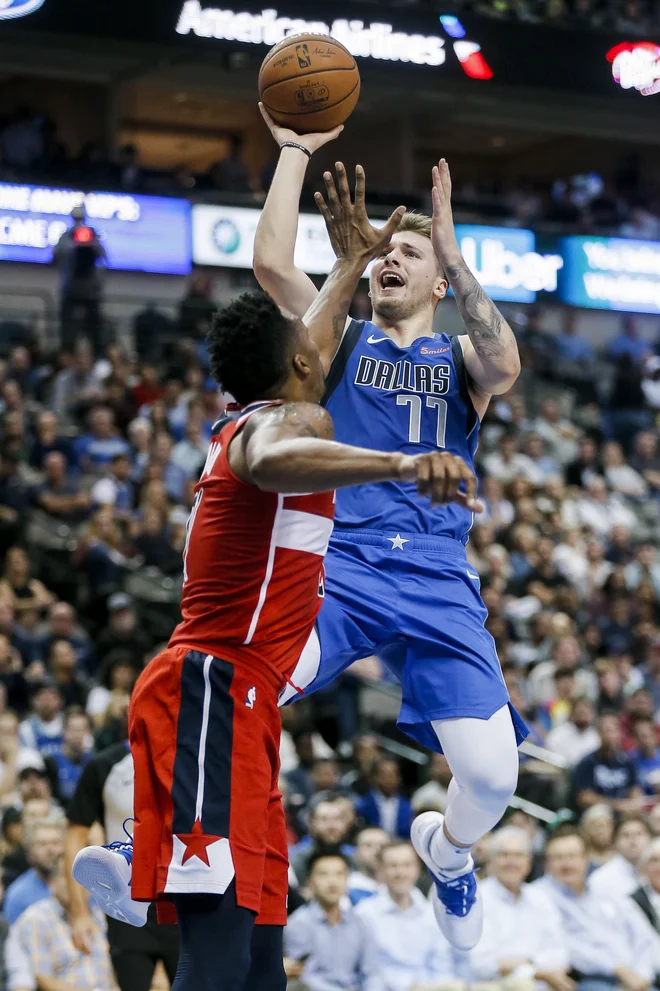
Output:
[
  {"xmin": 315, "ymin": 162, "xmax": 406, "ymax": 265},
  {"xmin": 399, "ymin": 451, "xmax": 484, "ymax": 512},
  {"xmin": 259, "ymin": 103, "xmax": 343, "ymax": 154},
  {"xmin": 431, "ymin": 158, "xmax": 461, "ymax": 266}
]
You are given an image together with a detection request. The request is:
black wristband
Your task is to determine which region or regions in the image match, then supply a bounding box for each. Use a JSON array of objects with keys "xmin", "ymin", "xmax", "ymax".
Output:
[{"xmin": 280, "ymin": 141, "xmax": 312, "ymax": 160}]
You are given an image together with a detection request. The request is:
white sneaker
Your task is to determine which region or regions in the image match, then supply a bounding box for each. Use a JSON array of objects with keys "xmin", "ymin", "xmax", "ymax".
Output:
[
  {"xmin": 411, "ymin": 811, "xmax": 483, "ymax": 950},
  {"xmin": 72, "ymin": 839, "xmax": 149, "ymax": 928}
]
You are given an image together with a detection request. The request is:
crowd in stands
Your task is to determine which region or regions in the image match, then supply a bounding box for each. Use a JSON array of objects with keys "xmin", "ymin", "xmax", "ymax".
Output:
[
  {"xmin": 2, "ymin": 292, "xmax": 660, "ymax": 989},
  {"xmin": 2, "ymin": 107, "xmax": 660, "ymax": 241}
]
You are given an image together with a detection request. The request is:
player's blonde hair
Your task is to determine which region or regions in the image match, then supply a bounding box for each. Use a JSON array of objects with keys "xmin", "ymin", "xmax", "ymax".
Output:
[{"xmin": 395, "ymin": 211, "xmax": 432, "ymax": 240}]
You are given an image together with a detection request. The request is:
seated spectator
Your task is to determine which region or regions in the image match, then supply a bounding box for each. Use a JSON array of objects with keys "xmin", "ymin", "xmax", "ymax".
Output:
[
  {"xmin": 50, "ymin": 708, "xmax": 91, "ymax": 803},
  {"xmin": 580, "ymin": 804, "xmax": 615, "ymax": 869},
  {"xmin": 412, "ymin": 753, "xmax": 452, "ymax": 813},
  {"xmin": 355, "ymin": 759, "xmax": 413, "ymax": 841},
  {"xmin": 28, "ymin": 411, "xmax": 74, "ymax": 472},
  {"xmin": 80, "ymin": 508, "xmax": 135, "ymax": 601},
  {"xmin": 602, "ymin": 442, "xmax": 647, "ymax": 500},
  {"xmin": 483, "ymin": 432, "xmax": 538, "ymax": 484},
  {"xmin": 0, "ymin": 548, "xmax": 54, "ymax": 625},
  {"xmin": 205, "ymin": 136, "xmax": 252, "ymax": 194},
  {"xmin": 545, "ymin": 697, "xmax": 600, "ymax": 768},
  {"xmin": 533, "ymin": 398, "xmax": 579, "ymax": 467},
  {"xmin": 536, "ymin": 828, "xmax": 660, "ymax": 988},
  {"xmin": 0, "ymin": 445, "xmax": 29, "ymax": 557},
  {"xmin": 284, "ymin": 851, "xmax": 382, "ymax": 991},
  {"xmin": 555, "ymin": 312, "xmax": 595, "ymax": 364},
  {"xmin": 90, "ymin": 453, "xmax": 135, "ymax": 515},
  {"xmin": 357, "ymin": 840, "xmax": 455, "ymax": 991},
  {"xmin": 9, "ymin": 857, "xmax": 113, "ymax": 990},
  {"xmin": 133, "ymin": 507, "xmax": 181, "ymax": 575},
  {"xmin": 178, "ymin": 275, "xmax": 217, "ymax": 340},
  {"xmin": 589, "ymin": 815, "xmax": 651, "ymax": 899},
  {"xmin": 341, "ymin": 734, "xmax": 381, "ymax": 797},
  {"xmin": 0, "ymin": 711, "xmax": 43, "ymax": 804},
  {"xmin": 33, "ymin": 451, "xmax": 91, "ymax": 524},
  {"xmin": 574, "ymin": 477, "xmax": 637, "ymax": 539},
  {"xmin": 573, "ymin": 712, "xmax": 643, "ymax": 813},
  {"xmin": 3, "ymin": 816, "xmax": 64, "ymax": 924},
  {"xmin": 468, "ymin": 826, "xmax": 569, "ymax": 987},
  {"xmin": 2, "ymin": 806, "xmax": 27, "ymax": 888},
  {"xmin": 0, "ymin": 633, "xmax": 29, "ymax": 713},
  {"xmin": 51, "ymin": 346, "xmax": 103, "ymax": 421},
  {"xmin": 625, "ymin": 543, "xmax": 660, "ymax": 598},
  {"xmin": 48, "ymin": 641, "xmax": 88, "ymax": 710},
  {"xmin": 95, "ymin": 594, "xmax": 151, "ymax": 670},
  {"xmin": 74, "ymin": 406, "xmax": 130, "ymax": 473},
  {"xmin": 609, "ymin": 317, "xmax": 652, "ymax": 365},
  {"xmin": 149, "ymin": 430, "xmax": 187, "ymax": 503},
  {"xmin": 19, "ymin": 682, "xmax": 64, "ymax": 757},
  {"xmin": 34, "ymin": 602, "xmax": 93, "ymax": 676},
  {"xmin": 290, "ymin": 796, "xmax": 356, "ymax": 886},
  {"xmin": 631, "ymin": 718, "xmax": 660, "ymax": 797},
  {"xmin": 629, "ymin": 431, "xmax": 660, "ymax": 496},
  {"xmin": 631, "ymin": 836, "xmax": 660, "ymax": 933},
  {"xmin": 348, "ymin": 827, "xmax": 388, "ymax": 905},
  {"xmin": 85, "ymin": 651, "xmax": 138, "ymax": 730},
  {"xmin": 565, "ymin": 435, "xmax": 601, "ymax": 489},
  {"xmin": 171, "ymin": 418, "xmax": 208, "ymax": 479}
]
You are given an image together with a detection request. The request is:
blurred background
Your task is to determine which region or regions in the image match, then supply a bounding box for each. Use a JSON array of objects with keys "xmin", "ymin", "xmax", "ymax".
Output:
[{"xmin": 2, "ymin": 1, "xmax": 660, "ymax": 990}]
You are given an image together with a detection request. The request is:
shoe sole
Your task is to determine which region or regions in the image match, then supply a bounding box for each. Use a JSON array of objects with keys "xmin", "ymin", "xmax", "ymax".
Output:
[{"xmin": 72, "ymin": 847, "xmax": 148, "ymax": 927}]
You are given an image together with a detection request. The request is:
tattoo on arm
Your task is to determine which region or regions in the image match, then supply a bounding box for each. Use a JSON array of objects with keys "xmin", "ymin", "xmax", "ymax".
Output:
[
  {"xmin": 332, "ymin": 301, "xmax": 351, "ymax": 343},
  {"xmin": 444, "ymin": 261, "xmax": 507, "ymax": 361},
  {"xmin": 266, "ymin": 402, "xmax": 334, "ymax": 440}
]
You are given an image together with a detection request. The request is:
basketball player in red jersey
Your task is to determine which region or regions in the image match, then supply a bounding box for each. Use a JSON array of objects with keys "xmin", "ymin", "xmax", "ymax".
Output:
[{"xmin": 72, "ymin": 181, "xmax": 481, "ymax": 991}]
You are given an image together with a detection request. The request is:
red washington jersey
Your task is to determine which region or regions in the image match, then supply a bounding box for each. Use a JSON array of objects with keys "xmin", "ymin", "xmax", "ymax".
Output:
[{"xmin": 169, "ymin": 401, "xmax": 335, "ymax": 692}]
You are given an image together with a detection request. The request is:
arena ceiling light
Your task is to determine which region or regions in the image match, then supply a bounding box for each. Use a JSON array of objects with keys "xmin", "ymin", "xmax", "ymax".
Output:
[{"xmin": 607, "ymin": 40, "xmax": 660, "ymax": 96}]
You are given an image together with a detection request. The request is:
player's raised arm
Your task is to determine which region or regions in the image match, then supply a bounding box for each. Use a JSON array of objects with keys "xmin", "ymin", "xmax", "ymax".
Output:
[
  {"xmin": 430, "ymin": 159, "xmax": 521, "ymax": 397},
  {"xmin": 238, "ymin": 403, "xmax": 483, "ymax": 512},
  {"xmin": 253, "ymin": 105, "xmax": 342, "ymax": 319}
]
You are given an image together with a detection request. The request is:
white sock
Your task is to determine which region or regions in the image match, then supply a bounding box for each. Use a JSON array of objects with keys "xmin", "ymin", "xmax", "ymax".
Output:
[{"xmin": 430, "ymin": 823, "xmax": 472, "ymax": 873}]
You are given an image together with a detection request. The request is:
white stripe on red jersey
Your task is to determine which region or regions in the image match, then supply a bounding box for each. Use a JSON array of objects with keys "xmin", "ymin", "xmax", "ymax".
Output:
[{"xmin": 169, "ymin": 401, "xmax": 335, "ymax": 691}]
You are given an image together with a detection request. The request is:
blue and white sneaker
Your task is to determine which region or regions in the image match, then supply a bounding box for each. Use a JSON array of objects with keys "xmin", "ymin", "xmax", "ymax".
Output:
[
  {"xmin": 72, "ymin": 820, "xmax": 148, "ymax": 928},
  {"xmin": 411, "ymin": 811, "xmax": 483, "ymax": 950}
]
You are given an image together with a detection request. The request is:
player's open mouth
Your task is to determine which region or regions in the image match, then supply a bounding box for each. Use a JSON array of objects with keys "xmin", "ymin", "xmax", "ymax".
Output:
[{"xmin": 380, "ymin": 271, "xmax": 406, "ymax": 290}]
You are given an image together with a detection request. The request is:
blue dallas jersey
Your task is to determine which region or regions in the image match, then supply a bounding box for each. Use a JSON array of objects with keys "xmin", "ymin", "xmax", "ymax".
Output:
[{"xmin": 322, "ymin": 320, "xmax": 480, "ymax": 539}]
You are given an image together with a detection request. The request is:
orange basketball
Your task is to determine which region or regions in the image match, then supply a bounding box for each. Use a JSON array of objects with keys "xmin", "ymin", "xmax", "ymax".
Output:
[{"xmin": 259, "ymin": 34, "xmax": 360, "ymax": 134}]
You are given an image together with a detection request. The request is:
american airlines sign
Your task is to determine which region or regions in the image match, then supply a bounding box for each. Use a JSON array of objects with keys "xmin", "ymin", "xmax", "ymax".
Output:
[{"xmin": 175, "ymin": 0, "xmax": 447, "ymax": 65}]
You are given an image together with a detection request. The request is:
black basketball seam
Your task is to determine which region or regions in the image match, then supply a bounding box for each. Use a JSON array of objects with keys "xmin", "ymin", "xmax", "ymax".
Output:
[
  {"xmin": 259, "ymin": 35, "xmax": 353, "ymax": 72},
  {"xmin": 263, "ymin": 78, "xmax": 360, "ymax": 116},
  {"xmin": 260, "ymin": 65, "xmax": 357, "ymax": 92}
]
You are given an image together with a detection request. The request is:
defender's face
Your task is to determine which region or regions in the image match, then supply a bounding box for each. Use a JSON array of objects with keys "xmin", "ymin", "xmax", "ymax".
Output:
[
  {"xmin": 291, "ymin": 316, "xmax": 325, "ymax": 403},
  {"xmin": 370, "ymin": 232, "xmax": 447, "ymax": 321}
]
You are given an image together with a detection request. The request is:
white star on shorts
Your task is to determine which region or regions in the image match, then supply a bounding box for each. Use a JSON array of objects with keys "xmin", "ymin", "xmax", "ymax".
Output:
[{"xmin": 387, "ymin": 534, "xmax": 410, "ymax": 551}]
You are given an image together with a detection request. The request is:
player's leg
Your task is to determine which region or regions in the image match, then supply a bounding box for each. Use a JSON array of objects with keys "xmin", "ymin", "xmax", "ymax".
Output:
[
  {"xmin": 155, "ymin": 919, "xmax": 181, "ymax": 987},
  {"xmin": 171, "ymin": 885, "xmax": 254, "ymax": 991},
  {"xmin": 105, "ymin": 916, "xmax": 159, "ymax": 991}
]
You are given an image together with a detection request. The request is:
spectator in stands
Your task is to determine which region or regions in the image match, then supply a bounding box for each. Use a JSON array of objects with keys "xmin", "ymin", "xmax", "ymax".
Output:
[
  {"xmin": 574, "ymin": 476, "xmax": 637, "ymax": 538},
  {"xmin": 51, "ymin": 709, "xmax": 91, "ymax": 803},
  {"xmin": 356, "ymin": 758, "xmax": 413, "ymax": 841},
  {"xmin": 483, "ymin": 431, "xmax": 538, "ymax": 484},
  {"xmin": 0, "ymin": 547, "xmax": 53, "ymax": 624},
  {"xmin": 534, "ymin": 398, "xmax": 580, "ymax": 467},
  {"xmin": 0, "ymin": 107, "xmax": 44, "ymax": 171},
  {"xmin": 34, "ymin": 451, "xmax": 91, "ymax": 523},
  {"xmin": 580, "ymin": 804, "xmax": 615, "ymax": 869},
  {"xmin": 51, "ymin": 344, "xmax": 103, "ymax": 421},
  {"xmin": 0, "ymin": 446, "xmax": 28, "ymax": 553},
  {"xmin": 573, "ymin": 712, "xmax": 643, "ymax": 812},
  {"xmin": 90, "ymin": 453, "xmax": 135, "ymax": 515},
  {"xmin": 28, "ymin": 411, "xmax": 73, "ymax": 471},
  {"xmin": 171, "ymin": 417, "xmax": 208, "ymax": 479},
  {"xmin": 85, "ymin": 651, "xmax": 137, "ymax": 730},
  {"xmin": 348, "ymin": 827, "xmax": 388, "ymax": 905},
  {"xmin": 53, "ymin": 205, "xmax": 107, "ymax": 357},
  {"xmin": 357, "ymin": 840, "xmax": 455, "ymax": 991},
  {"xmin": 620, "ymin": 201, "xmax": 660, "ymax": 241},
  {"xmin": 205, "ymin": 135, "xmax": 252, "ymax": 194},
  {"xmin": 631, "ymin": 718, "xmax": 660, "ymax": 796},
  {"xmin": 468, "ymin": 826, "xmax": 569, "ymax": 987},
  {"xmin": 284, "ymin": 851, "xmax": 383, "ymax": 991},
  {"xmin": 545, "ymin": 697, "xmax": 600, "ymax": 767},
  {"xmin": 95, "ymin": 594, "xmax": 150, "ymax": 670},
  {"xmin": 35, "ymin": 602, "xmax": 93, "ymax": 675},
  {"xmin": 19, "ymin": 682, "xmax": 64, "ymax": 757},
  {"xmin": 602, "ymin": 442, "xmax": 647, "ymax": 500},
  {"xmin": 0, "ymin": 633, "xmax": 29, "ymax": 713},
  {"xmin": 412, "ymin": 753, "xmax": 452, "ymax": 813},
  {"xmin": 132, "ymin": 304, "xmax": 174, "ymax": 364},
  {"xmin": 631, "ymin": 837, "xmax": 660, "ymax": 934},
  {"xmin": 149, "ymin": 430, "xmax": 187, "ymax": 503},
  {"xmin": 178, "ymin": 274, "xmax": 217, "ymax": 340},
  {"xmin": 10, "ymin": 857, "xmax": 113, "ymax": 990},
  {"xmin": 3, "ymin": 816, "xmax": 64, "ymax": 924},
  {"xmin": 565, "ymin": 435, "xmax": 601, "ymax": 489},
  {"xmin": 290, "ymin": 797, "xmax": 356, "ymax": 885},
  {"xmin": 48, "ymin": 640, "xmax": 88, "ymax": 709},
  {"xmin": 630, "ymin": 431, "xmax": 660, "ymax": 497},
  {"xmin": 538, "ymin": 828, "xmax": 660, "ymax": 989},
  {"xmin": 74, "ymin": 407, "xmax": 130, "ymax": 473},
  {"xmin": 589, "ymin": 816, "xmax": 651, "ymax": 899}
]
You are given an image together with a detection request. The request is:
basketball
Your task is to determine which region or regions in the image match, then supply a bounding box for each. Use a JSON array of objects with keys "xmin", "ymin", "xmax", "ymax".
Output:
[{"xmin": 258, "ymin": 34, "xmax": 360, "ymax": 134}]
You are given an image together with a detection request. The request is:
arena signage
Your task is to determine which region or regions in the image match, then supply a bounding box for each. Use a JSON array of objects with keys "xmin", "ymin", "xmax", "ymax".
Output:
[
  {"xmin": 176, "ymin": 1, "xmax": 448, "ymax": 66},
  {"xmin": 0, "ymin": 0, "xmax": 46, "ymax": 20},
  {"xmin": 0, "ymin": 183, "xmax": 191, "ymax": 274},
  {"xmin": 607, "ymin": 41, "xmax": 660, "ymax": 96},
  {"xmin": 559, "ymin": 235, "xmax": 660, "ymax": 313},
  {"xmin": 455, "ymin": 225, "xmax": 563, "ymax": 303}
]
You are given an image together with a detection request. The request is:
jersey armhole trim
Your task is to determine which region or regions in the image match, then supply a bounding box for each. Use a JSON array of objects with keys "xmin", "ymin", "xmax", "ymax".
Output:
[
  {"xmin": 452, "ymin": 335, "xmax": 479, "ymax": 438},
  {"xmin": 322, "ymin": 319, "xmax": 365, "ymax": 405}
]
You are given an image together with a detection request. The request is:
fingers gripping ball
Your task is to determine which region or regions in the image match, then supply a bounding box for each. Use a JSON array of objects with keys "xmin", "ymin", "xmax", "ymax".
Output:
[{"xmin": 259, "ymin": 35, "xmax": 360, "ymax": 134}]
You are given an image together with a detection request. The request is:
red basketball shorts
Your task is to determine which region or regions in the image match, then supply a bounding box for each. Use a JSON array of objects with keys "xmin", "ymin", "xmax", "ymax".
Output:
[{"xmin": 129, "ymin": 645, "xmax": 287, "ymax": 926}]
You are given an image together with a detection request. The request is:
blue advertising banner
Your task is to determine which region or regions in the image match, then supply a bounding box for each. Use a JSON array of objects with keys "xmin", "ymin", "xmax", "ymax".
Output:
[
  {"xmin": 0, "ymin": 184, "xmax": 191, "ymax": 274},
  {"xmin": 454, "ymin": 225, "xmax": 563, "ymax": 303},
  {"xmin": 559, "ymin": 235, "xmax": 660, "ymax": 314}
]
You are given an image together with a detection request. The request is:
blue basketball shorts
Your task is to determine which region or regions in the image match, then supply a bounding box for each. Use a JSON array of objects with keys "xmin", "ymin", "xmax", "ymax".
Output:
[{"xmin": 280, "ymin": 529, "xmax": 528, "ymax": 754}]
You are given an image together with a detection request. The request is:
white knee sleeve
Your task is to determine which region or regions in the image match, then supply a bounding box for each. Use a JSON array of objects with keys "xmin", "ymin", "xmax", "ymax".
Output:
[{"xmin": 432, "ymin": 704, "xmax": 519, "ymax": 847}]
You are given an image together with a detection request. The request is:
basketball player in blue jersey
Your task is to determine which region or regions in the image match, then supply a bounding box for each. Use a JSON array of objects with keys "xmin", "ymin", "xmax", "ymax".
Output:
[{"xmin": 255, "ymin": 107, "xmax": 528, "ymax": 950}]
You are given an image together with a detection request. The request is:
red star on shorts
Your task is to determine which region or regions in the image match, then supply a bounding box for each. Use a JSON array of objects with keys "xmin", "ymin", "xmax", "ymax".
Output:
[{"xmin": 177, "ymin": 819, "xmax": 221, "ymax": 867}]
